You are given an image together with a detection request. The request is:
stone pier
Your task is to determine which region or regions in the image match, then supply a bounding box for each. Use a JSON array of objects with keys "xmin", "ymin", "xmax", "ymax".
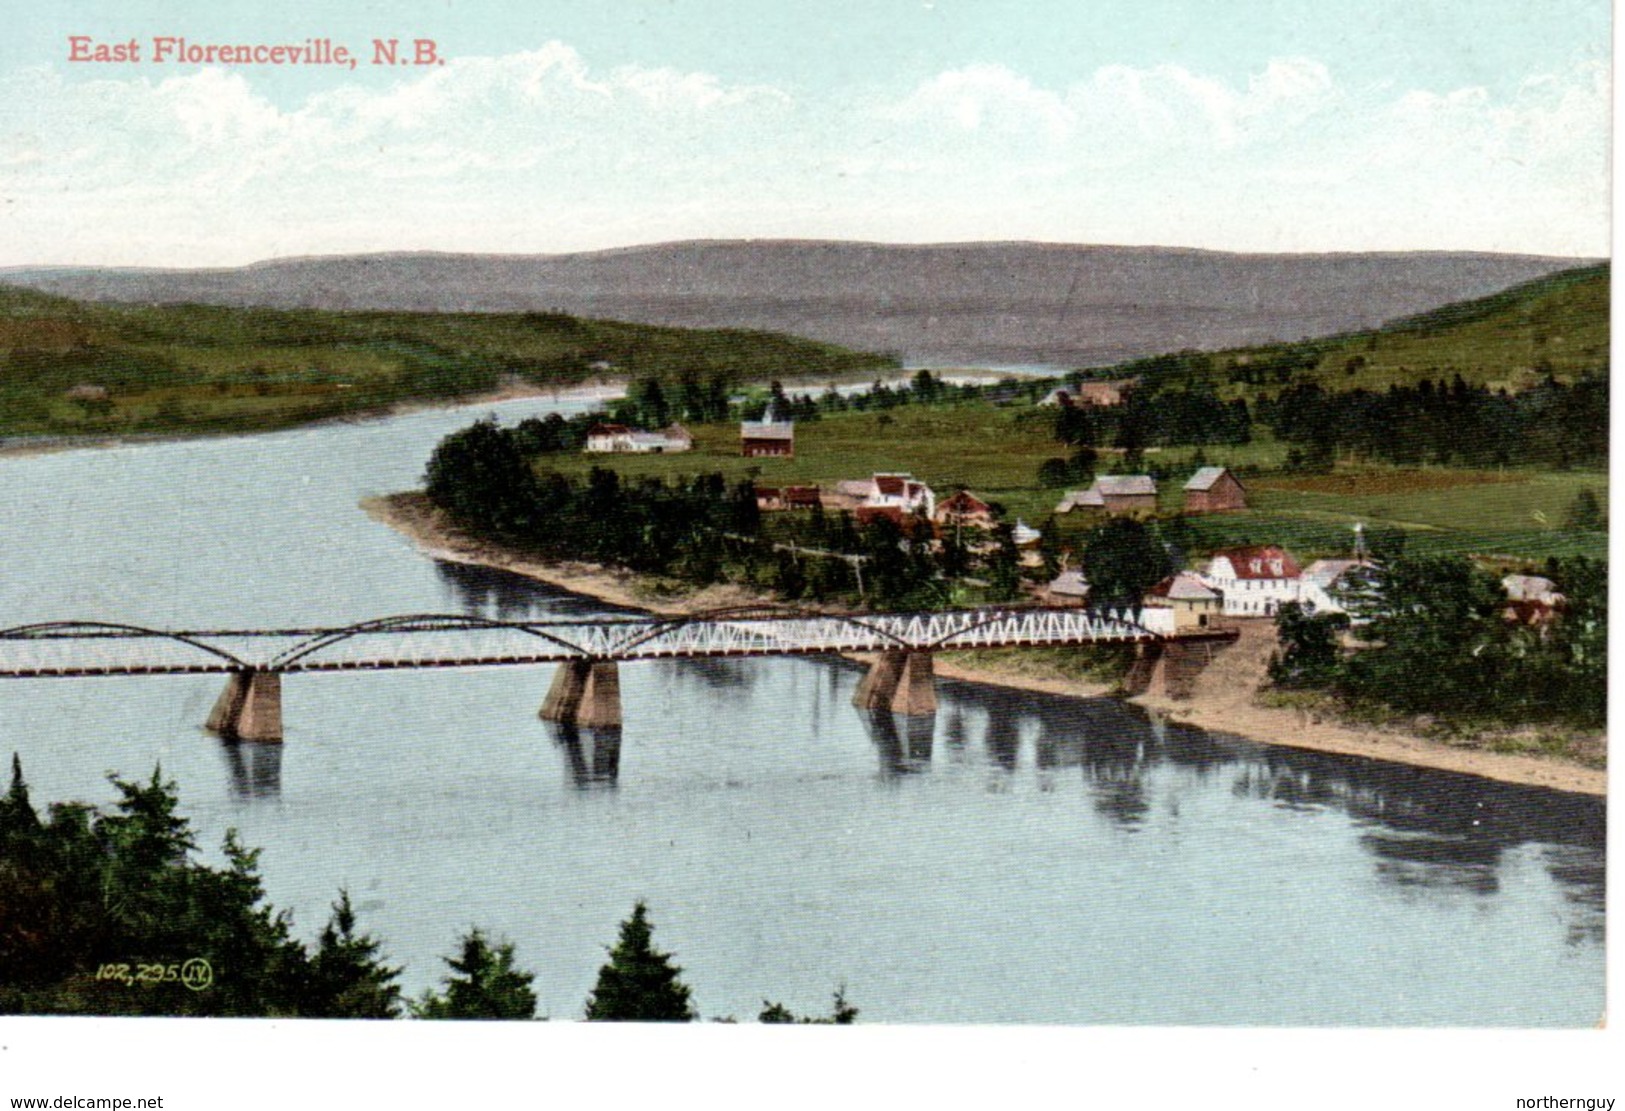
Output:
[
  {"xmin": 205, "ymin": 670, "xmax": 284, "ymax": 743},
  {"xmin": 539, "ymin": 660, "xmax": 623, "ymax": 728},
  {"xmin": 852, "ymin": 650, "xmax": 937, "ymax": 716}
]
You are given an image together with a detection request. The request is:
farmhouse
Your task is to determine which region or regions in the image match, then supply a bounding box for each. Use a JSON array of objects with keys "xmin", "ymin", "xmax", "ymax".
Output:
[
  {"xmin": 1143, "ymin": 572, "xmax": 1225, "ymax": 632},
  {"xmin": 740, "ymin": 419, "xmax": 794, "ymax": 457},
  {"xmin": 935, "ymin": 489, "xmax": 995, "ymax": 529},
  {"xmin": 584, "ymin": 423, "xmax": 693, "ymax": 454},
  {"xmin": 1202, "ymin": 545, "xmax": 1304, "ymax": 617},
  {"xmin": 865, "ymin": 473, "xmax": 936, "ymax": 518},
  {"xmin": 1501, "ymin": 573, "xmax": 1564, "ymax": 627},
  {"xmin": 1055, "ymin": 486, "xmax": 1105, "ymax": 514},
  {"xmin": 1183, "ymin": 466, "xmax": 1247, "ymax": 513},
  {"xmin": 1040, "ymin": 379, "xmax": 1135, "ymax": 408},
  {"xmin": 584, "ymin": 423, "xmax": 633, "ymax": 452},
  {"xmin": 1056, "ymin": 475, "xmax": 1157, "ymax": 517},
  {"xmin": 755, "ymin": 484, "xmax": 821, "ymax": 511},
  {"xmin": 1041, "ymin": 569, "xmax": 1091, "ymax": 606}
]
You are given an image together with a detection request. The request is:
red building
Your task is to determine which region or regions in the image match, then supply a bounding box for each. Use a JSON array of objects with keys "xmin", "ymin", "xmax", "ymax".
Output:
[
  {"xmin": 1183, "ymin": 467, "xmax": 1248, "ymax": 513},
  {"xmin": 740, "ymin": 419, "xmax": 794, "ymax": 457}
]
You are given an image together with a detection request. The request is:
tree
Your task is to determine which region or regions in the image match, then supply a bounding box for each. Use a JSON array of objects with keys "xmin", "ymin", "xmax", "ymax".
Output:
[
  {"xmin": 413, "ymin": 928, "xmax": 537, "ymax": 1019},
  {"xmin": 759, "ymin": 987, "xmax": 859, "ymax": 1024},
  {"xmin": 985, "ymin": 523, "xmax": 1023, "ymax": 601},
  {"xmin": 0, "ymin": 753, "xmax": 40, "ymax": 841},
  {"xmin": 1080, "ymin": 517, "xmax": 1172, "ymax": 610},
  {"xmin": 584, "ymin": 901, "xmax": 695, "ymax": 1022},
  {"xmin": 1268, "ymin": 602, "xmax": 1350, "ymax": 688},
  {"xmin": 1342, "ymin": 556, "xmax": 1507, "ymax": 716},
  {"xmin": 423, "ymin": 419, "xmax": 538, "ymax": 537},
  {"xmin": 1036, "ymin": 457, "xmax": 1073, "ymax": 488},
  {"xmin": 1563, "ymin": 488, "xmax": 1605, "ymax": 532},
  {"xmin": 305, "ymin": 890, "xmax": 403, "ymax": 1018}
]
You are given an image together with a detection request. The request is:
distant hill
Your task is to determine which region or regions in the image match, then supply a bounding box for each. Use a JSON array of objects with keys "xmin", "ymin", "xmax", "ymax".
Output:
[
  {"xmin": 0, "ymin": 286, "xmax": 895, "ymax": 438},
  {"xmin": 0, "ymin": 241, "xmax": 1596, "ymax": 368},
  {"xmin": 1151, "ymin": 262, "xmax": 1610, "ymax": 396}
]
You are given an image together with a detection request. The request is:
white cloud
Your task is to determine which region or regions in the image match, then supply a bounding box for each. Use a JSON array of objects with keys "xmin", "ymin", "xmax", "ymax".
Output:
[{"xmin": 0, "ymin": 48, "xmax": 1606, "ymax": 264}]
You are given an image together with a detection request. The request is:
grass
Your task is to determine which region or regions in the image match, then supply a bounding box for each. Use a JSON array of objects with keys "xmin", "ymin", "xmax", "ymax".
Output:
[
  {"xmin": 1101, "ymin": 263, "xmax": 1610, "ymax": 400},
  {"xmin": 534, "ymin": 407, "xmax": 1608, "ymax": 564},
  {"xmin": 538, "ymin": 404, "xmax": 1067, "ymax": 515},
  {"xmin": 0, "ymin": 284, "xmax": 897, "ymax": 438}
]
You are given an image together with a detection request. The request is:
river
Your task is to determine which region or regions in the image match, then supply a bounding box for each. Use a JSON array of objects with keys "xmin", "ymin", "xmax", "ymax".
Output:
[{"xmin": 0, "ymin": 399, "xmax": 1605, "ymax": 1025}]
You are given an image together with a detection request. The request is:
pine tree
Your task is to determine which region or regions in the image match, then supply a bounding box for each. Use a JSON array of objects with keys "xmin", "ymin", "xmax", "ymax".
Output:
[
  {"xmin": 305, "ymin": 890, "xmax": 403, "ymax": 1018},
  {"xmin": 759, "ymin": 987, "xmax": 859, "ymax": 1024},
  {"xmin": 584, "ymin": 901, "xmax": 695, "ymax": 1022},
  {"xmin": 0, "ymin": 753, "xmax": 41, "ymax": 842},
  {"xmin": 413, "ymin": 927, "xmax": 538, "ymax": 1019}
]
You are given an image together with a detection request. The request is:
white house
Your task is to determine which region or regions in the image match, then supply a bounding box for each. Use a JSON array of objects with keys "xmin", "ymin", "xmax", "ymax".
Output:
[
  {"xmin": 584, "ymin": 423, "xmax": 634, "ymax": 452},
  {"xmin": 865, "ymin": 473, "xmax": 936, "ymax": 519},
  {"xmin": 1201, "ymin": 545, "xmax": 1306, "ymax": 617},
  {"xmin": 585, "ymin": 423, "xmax": 692, "ymax": 454}
]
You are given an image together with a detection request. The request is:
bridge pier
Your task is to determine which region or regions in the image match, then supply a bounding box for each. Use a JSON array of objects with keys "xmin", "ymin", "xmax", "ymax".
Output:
[
  {"xmin": 539, "ymin": 660, "xmax": 622, "ymax": 728},
  {"xmin": 205, "ymin": 670, "xmax": 283, "ymax": 743},
  {"xmin": 852, "ymin": 650, "xmax": 937, "ymax": 716}
]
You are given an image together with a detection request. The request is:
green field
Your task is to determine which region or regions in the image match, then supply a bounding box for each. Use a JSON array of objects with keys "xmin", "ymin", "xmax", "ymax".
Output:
[
  {"xmin": 535, "ymin": 406, "xmax": 1608, "ymax": 563},
  {"xmin": 0, "ymin": 285, "xmax": 897, "ymax": 438},
  {"xmin": 1102, "ymin": 263, "xmax": 1609, "ymax": 399}
]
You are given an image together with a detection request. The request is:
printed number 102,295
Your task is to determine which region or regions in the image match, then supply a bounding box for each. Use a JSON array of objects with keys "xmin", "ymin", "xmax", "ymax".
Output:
[{"xmin": 95, "ymin": 959, "xmax": 214, "ymax": 991}]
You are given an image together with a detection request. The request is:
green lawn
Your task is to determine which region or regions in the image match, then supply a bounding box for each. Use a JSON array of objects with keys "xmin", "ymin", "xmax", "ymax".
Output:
[{"xmin": 542, "ymin": 406, "xmax": 1609, "ymax": 564}]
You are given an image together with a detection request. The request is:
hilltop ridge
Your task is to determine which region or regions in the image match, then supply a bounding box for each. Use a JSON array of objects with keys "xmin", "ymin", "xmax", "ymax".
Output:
[{"xmin": 2, "ymin": 240, "xmax": 1592, "ymax": 367}]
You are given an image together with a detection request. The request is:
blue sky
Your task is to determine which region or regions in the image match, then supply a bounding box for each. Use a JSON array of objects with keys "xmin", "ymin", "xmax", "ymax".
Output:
[{"xmin": 0, "ymin": 0, "xmax": 1610, "ymax": 264}]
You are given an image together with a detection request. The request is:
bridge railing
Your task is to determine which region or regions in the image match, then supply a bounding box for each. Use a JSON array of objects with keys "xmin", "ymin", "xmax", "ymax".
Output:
[{"xmin": 0, "ymin": 606, "xmax": 1161, "ymax": 677}]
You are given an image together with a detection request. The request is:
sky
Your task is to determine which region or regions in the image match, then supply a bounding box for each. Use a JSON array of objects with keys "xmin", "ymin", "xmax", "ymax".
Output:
[{"xmin": 0, "ymin": 0, "xmax": 1611, "ymax": 265}]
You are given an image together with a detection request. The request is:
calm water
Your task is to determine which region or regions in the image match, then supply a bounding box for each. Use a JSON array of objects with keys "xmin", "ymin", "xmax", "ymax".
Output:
[{"xmin": 0, "ymin": 401, "xmax": 1605, "ymax": 1025}]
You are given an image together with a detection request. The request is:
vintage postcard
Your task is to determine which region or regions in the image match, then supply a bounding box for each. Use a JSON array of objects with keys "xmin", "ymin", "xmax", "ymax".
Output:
[{"xmin": 0, "ymin": 0, "xmax": 1612, "ymax": 1105}]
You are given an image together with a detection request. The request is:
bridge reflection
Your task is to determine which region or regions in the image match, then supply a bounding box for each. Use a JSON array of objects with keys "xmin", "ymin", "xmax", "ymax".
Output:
[
  {"xmin": 544, "ymin": 721, "xmax": 622, "ymax": 788},
  {"xmin": 216, "ymin": 736, "xmax": 283, "ymax": 800}
]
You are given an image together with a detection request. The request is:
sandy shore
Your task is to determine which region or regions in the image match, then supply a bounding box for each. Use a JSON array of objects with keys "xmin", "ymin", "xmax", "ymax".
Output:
[{"xmin": 367, "ymin": 491, "xmax": 1606, "ymax": 797}]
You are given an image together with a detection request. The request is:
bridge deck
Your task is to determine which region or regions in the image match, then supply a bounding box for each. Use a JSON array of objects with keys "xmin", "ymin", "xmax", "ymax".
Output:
[{"xmin": 0, "ymin": 607, "xmax": 1163, "ymax": 678}]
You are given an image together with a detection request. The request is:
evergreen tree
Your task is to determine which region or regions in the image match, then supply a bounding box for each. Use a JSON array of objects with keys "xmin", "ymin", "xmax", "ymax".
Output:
[
  {"xmin": 584, "ymin": 901, "xmax": 695, "ymax": 1022},
  {"xmin": 305, "ymin": 890, "xmax": 403, "ymax": 1018},
  {"xmin": 0, "ymin": 753, "xmax": 41, "ymax": 841},
  {"xmin": 413, "ymin": 928, "xmax": 538, "ymax": 1020},
  {"xmin": 759, "ymin": 987, "xmax": 859, "ymax": 1024}
]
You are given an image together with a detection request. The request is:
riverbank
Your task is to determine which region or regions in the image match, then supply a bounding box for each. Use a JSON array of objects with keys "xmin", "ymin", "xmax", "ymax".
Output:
[
  {"xmin": 0, "ymin": 380, "xmax": 629, "ymax": 461},
  {"xmin": 366, "ymin": 491, "xmax": 1606, "ymax": 797}
]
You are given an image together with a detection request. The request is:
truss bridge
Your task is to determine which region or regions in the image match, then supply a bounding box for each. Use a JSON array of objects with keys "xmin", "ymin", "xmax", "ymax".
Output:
[{"xmin": 0, "ymin": 605, "xmax": 1220, "ymax": 742}]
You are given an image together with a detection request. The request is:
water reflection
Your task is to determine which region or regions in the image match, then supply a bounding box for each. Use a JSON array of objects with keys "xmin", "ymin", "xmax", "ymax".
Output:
[
  {"xmin": 651, "ymin": 657, "xmax": 759, "ymax": 695},
  {"xmin": 544, "ymin": 721, "xmax": 622, "ymax": 788},
  {"xmin": 858, "ymin": 710, "xmax": 934, "ymax": 777},
  {"xmin": 216, "ymin": 738, "xmax": 283, "ymax": 800},
  {"xmin": 434, "ymin": 559, "xmax": 630, "ymax": 620}
]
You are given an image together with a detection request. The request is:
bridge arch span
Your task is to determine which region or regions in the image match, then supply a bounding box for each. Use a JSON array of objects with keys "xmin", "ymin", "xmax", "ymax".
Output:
[{"xmin": 0, "ymin": 620, "xmax": 252, "ymax": 670}]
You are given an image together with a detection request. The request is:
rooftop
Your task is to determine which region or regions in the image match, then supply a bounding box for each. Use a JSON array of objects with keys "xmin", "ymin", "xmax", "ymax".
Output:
[
  {"xmin": 1183, "ymin": 466, "xmax": 1240, "ymax": 492},
  {"xmin": 1146, "ymin": 571, "xmax": 1221, "ymax": 601},
  {"xmin": 1096, "ymin": 475, "xmax": 1157, "ymax": 497}
]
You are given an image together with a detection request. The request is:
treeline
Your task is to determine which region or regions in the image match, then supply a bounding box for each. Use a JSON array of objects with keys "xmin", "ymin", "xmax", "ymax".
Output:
[
  {"xmin": 0, "ymin": 760, "xmax": 855, "ymax": 1021},
  {"xmin": 1050, "ymin": 384, "xmax": 1252, "ymax": 452},
  {"xmin": 1271, "ymin": 555, "xmax": 1606, "ymax": 730},
  {"xmin": 423, "ymin": 419, "xmax": 1047, "ymax": 609},
  {"xmin": 1260, "ymin": 374, "xmax": 1608, "ymax": 470}
]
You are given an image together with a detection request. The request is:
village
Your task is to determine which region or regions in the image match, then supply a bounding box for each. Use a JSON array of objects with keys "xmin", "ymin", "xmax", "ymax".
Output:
[{"xmin": 570, "ymin": 390, "xmax": 1569, "ymax": 639}]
